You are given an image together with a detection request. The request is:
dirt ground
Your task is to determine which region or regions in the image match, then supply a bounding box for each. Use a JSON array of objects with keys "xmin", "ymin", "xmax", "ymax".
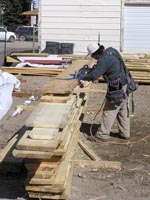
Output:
[{"xmin": 0, "ymin": 75, "xmax": 150, "ymax": 200}]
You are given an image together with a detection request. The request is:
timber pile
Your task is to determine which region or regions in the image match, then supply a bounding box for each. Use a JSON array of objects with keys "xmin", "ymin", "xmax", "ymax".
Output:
[
  {"xmin": 122, "ymin": 53, "xmax": 150, "ymax": 83},
  {"xmin": 0, "ymin": 57, "xmax": 122, "ymax": 199},
  {"xmin": 11, "ymin": 59, "xmax": 94, "ymax": 199},
  {"xmin": 13, "ymin": 94, "xmax": 84, "ymax": 199}
]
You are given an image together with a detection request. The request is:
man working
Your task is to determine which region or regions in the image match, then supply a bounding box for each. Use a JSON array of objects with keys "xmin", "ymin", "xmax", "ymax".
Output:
[{"xmin": 80, "ymin": 43, "xmax": 131, "ymax": 142}]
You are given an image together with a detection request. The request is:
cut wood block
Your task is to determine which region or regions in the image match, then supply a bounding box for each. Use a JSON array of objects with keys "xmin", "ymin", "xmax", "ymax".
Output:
[
  {"xmin": 25, "ymin": 102, "xmax": 73, "ymax": 128},
  {"xmin": 28, "ymin": 128, "xmax": 59, "ymax": 140},
  {"xmin": 16, "ymin": 130, "xmax": 60, "ymax": 152}
]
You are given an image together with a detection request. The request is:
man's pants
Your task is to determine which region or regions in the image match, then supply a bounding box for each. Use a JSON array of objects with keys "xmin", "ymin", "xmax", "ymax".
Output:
[{"xmin": 97, "ymin": 85, "xmax": 130, "ymax": 139}]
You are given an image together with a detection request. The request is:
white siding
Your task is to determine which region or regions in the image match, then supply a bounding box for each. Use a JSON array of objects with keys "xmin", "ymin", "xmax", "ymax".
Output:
[
  {"xmin": 39, "ymin": 0, "xmax": 123, "ymax": 55},
  {"xmin": 124, "ymin": 6, "xmax": 150, "ymax": 52}
]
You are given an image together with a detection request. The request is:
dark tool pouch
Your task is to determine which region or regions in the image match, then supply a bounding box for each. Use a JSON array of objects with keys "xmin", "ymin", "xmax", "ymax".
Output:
[
  {"xmin": 126, "ymin": 72, "xmax": 138, "ymax": 95},
  {"xmin": 106, "ymin": 78, "xmax": 125, "ymax": 106}
]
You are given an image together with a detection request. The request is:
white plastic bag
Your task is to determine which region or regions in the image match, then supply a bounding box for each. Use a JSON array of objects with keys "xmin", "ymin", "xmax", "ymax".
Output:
[{"xmin": 0, "ymin": 70, "xmax": 21, "ymax": 120}]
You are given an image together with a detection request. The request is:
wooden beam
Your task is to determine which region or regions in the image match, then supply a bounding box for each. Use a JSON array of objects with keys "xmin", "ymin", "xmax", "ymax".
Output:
[
  {"xmin": 2, "ymin": 67, "xmax": 63, "ymax": 76},
  {"xmin": 78, "ymin": 140, "xmax": 101, "ymax": 161},
  {"xmin": 73, "ymin": 160, "xmax": 121, "ymax": 170}
]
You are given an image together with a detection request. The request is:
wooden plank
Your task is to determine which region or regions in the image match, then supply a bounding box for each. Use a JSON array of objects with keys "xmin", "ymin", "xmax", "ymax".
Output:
[
  {"xmin": 78, "ymin": 140, "xmax": 101, "ymax": 161},
  {"xmin": 40, "ymin": 95, "xmax": 71, "ymax": 103},
  {"xmin": 25, "ymin": 102, "xmax": 73, "ymax": 128},
  {"xmin": 13, "ymin": 91, "xmax": 33, "ymax": 97},
  {"xmin": 40, "ymin": 59, "xmax": 94, "ymax": 95},
  {"xmin": 28, "ymin": 128, "xmax": 59, "ymax": 140},
  {"xmin": 16, "ymin": 130, "xmax": 60, "ymax": 152},
  {"xmin": 13, "ymin": 148, "xmax": 65, "ymax": 159},
  {"xmin": 11, "ymin": 53, "xmax": 49, "ymax": 57},
  {"xmin": 25, "ymin": 95, "xmax": 76, "ymax": 128},
  {"xmin": 73, "ymin": 160, "xmax": 121, "ymax": 170},
  {"xmin": 23, "ymin": 59, "xmax": 71, "ymax": 65},
  {"xmin": 2, "ymin": 67, "xmax": 63, "ymax": 76}
]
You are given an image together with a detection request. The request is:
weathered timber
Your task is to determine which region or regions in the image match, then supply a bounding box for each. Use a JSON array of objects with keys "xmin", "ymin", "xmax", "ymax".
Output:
[
  {"xmin": 73, "ymin": 160, "xmax": 121, "ymax": 169},
  {"xmin": 2, "ymin": 67, "xmax": 63, "ymax": 76},
  {"xmin": 40, "ymin": 59, "xmax": 94, "ymax": 95},
  {"xmin": 78, "ymin": 140, "xmax": 101, "ymax": 161}
]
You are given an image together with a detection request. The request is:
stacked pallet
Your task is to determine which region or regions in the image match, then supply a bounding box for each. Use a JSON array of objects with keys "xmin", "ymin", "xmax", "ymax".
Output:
[{"xmin": 13, "ymin": 94, "xmax": 84, "ymax": 199}]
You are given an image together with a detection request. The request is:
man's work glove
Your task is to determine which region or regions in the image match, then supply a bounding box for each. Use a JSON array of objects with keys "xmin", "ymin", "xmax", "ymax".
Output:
[{"xmin": 77, "ymin": 71, "xmax": 85, "ymax": 80}]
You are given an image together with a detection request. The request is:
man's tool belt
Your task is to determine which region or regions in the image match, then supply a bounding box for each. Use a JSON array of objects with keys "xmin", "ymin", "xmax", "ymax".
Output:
[{"xmin": 106, "ymin": 78, "xmax": 126, "ymax": 106}]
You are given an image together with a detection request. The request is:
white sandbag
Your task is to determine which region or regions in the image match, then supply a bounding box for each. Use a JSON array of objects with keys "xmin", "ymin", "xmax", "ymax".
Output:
[{"xmin": 0, "ymin": 70, "xmax": 21, "ymax": 120}]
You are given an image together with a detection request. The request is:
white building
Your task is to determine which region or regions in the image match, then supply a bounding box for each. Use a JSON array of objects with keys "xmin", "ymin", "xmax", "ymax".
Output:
[
  {"xmin": 124, "ymin": 0, "xmax": 150, "ymax": 52},
  {"xmin": 38, "ymin": 0, "xmax": 150, "ymax": 54}
]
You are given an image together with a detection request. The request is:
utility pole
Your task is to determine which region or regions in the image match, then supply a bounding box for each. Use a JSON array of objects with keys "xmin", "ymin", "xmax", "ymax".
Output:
[{"xmin": 1, "ymin": 0, "xmax": 6, "ymax": 65}]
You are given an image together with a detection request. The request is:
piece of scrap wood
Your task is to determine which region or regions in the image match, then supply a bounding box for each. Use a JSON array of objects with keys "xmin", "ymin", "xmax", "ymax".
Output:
[
  {"xmin": 11, "ymin": 53, "xmax": 49, "ymax": 57},
  {"xmin": 78, "ymin": 140, "xmax": 101, "ymax": 161},
  {"xmin": 73, "ymin": 160, "xmax": 121, "ymax": 169}
]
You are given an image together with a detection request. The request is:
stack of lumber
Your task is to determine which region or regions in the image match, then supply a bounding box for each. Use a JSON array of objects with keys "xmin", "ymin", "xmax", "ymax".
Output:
[
  {"xmin": 125, "ymin": 59, "xmax": 150, "ymax": 83},
  {"xmin": 13, "ymin": 94, "xmax": 84, "ymax": 199},
  {"xmin": 40, "ymin": 59, "xmax": 94, "ymax": 95},
  {"xmin": 121, "ymin": 53, "xmax": 150, "ymax": 83},
  {"xmin": 12, "ymin": 59, "xmax": 94, "ymax": 199}
]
